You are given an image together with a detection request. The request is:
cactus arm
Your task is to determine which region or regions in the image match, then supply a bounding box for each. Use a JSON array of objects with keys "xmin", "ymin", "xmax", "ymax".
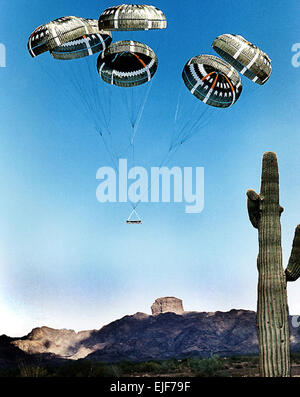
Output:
[
  {"xmin": 247, "ymin": 189, "xmax": 261, "ymax": 228},
  {"xmin": 286, "ymin": 225, "xmax": 300, "ymax": 282},
  {"xmin": 260, "ymin": 152, "xmax": 280, "ymax": 202}
]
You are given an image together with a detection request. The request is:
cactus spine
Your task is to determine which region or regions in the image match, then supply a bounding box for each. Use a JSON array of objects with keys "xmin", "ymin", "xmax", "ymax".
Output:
[{"xmin": 247, "ymin": 152, "xmax": 300, "ymax": 377}]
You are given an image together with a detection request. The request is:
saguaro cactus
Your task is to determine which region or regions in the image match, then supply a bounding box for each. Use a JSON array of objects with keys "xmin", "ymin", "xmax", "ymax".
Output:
[{"xmin": 247, "ymin": 152, "xmax": 300, "ymax": 377}]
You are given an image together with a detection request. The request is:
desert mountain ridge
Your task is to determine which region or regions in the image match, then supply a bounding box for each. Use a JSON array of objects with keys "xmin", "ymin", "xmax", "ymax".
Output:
[{"xmin": 1, "ymin": 297, "xmax": 300, "ymax": 366}]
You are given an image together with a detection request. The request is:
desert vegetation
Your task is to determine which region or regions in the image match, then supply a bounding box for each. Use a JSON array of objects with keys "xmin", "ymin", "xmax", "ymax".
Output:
[{"xmin": 1, "ymin": 353, "xmax": 299, "ymax": 377}]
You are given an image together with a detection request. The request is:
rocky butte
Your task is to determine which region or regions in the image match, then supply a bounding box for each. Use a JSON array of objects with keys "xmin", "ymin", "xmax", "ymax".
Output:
[{"xmin": 151, "ymin": 297, "xmax": 184, "ymax": 315}]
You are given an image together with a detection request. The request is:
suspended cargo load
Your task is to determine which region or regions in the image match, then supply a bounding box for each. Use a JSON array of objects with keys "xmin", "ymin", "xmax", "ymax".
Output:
[
  {"xmin": 97, "ymin": 40, "xmax": 158, "ymax": 87},
  {"xmin": 182, "ymin": 54, "xmax": 242, "ymax": 108},
  {"xmin": 98, "ymin": 4, "xmax": 167, "ymax": 31},
  {"xmin": 27, "ymin": 17, "xmax": 102, "ymax": 58},
  {"xmin": 212, "ymin": 34, "xmax": 272, "ymax": 85},
  {"xmin": 51, "ymin": 31, "xmax": 112, "ymax": 60},
  {"xmin": 126, "ymin": 209, "xmax": 142, "ymax": 224}
]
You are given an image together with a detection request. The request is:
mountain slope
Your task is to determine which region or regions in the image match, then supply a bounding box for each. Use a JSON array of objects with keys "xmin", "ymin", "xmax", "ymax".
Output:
[{"xmin": 10, "ymin": 309, "xmax": 300, "ymax": 363}]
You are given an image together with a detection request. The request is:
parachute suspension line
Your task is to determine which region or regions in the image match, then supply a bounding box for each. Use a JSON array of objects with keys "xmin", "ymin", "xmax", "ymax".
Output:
[
  {"xmin": 97, "ymin": 130, "xmax": 139, "ymax": 220},
  {"xmin": 59, "ymin": 62, "xmax": 104, "ymax": 136},
  {"xmin": 127, "ymin": 88, "xmax": 134, "ymax": 129},
  {"xmin": 171, "ymin": 98, "xmax": 197, "ymax": 146},
  {"xmin": 177, "ymin": 100, "xmax": 201, "ymax": 135},
  {"xmin": 132, "ymin": 133, "xmax": 136, "ymax": 205},
  {"xmin": 171, "ymin": 81, "xmax": 217, "ymax": 152},
  {"xmin": 39, "ymin": 60, "xmax": 113, "ymax": 166},
  {"xmin": 131, "ymin": 87, "xmax": 135, "ymax": 127},
  {"xmin": 97, "ymin": 119, "xmax": 123, "ymax": 176},
  {"xmin": 175, "ymin": 105, "xmax": 211, "ymax": 148},
  {"xmin": 119, "ymin": 78, "xmax": 154, "ymax": 163},
  {"xmin": 170, "ymin": 97, "xmax": 201, "ymax": 151},
  {"xmin": 85, "ymin": 60, "xmax": 119, "ymax": 163},
  {"xmin": 106, "ymin": 85, "xmax": 112, "ymax": 133},
  {"xmin": 174, "ymin": 88, "xmax": 182, "ymax": 124},
  {"xmin": 130, "ymin": 79, "xmax": 153, "ymax": 145},
  {"xmin": 170, "ymin": 85, "xmax": 184, "ymax": 151},
  {"xmin": 67, "ymin": 65, "xmax": 98, "ymax": 123},
  {"xmin": 120, "ymin": 67, "xmax": 154, "ymax": 141},
  {"xmin": 120, "ymin": 88, "xmax": 136, "ymax": 147},
  {"xmin": 181, "ymin": 108, "xmax": 213, "ymax": 144},
  {"xmin": 132, "ymin": 143, "xmax": 181, "ymax": 212},
  {"xmin": 128, "ymin": 51, "xmax": 150, "ymax": 129},
  {"xmin": 84, "ymin": 57, "xmax": 105, "ymax": 131},
  {"xmin": 97, "ymin": 82, "xmax": 112, "ymax": 135},
  {"xmin": 98, "ymin": 128, "xmax": 140, "ymax": 224},
  {"xmin": 38, "ymin": 60, "xmax": 86, "ymax": 116},
  {"xmin": 81, "ymin": 58, "xmax": 110, "ymax": 135},
  {"xmin": 76, "ymin": 59, "xmax": 123, "ymax": 167},
  {"xmin": 64, "ymin": 61, "xmax": 122, "ymax": 172},
  {"xmin": 121, "ymin": 86, "xmax": 134, "ymax": 130},
  {"xmin": 131, "ymin": 81, "xmax": 185, "ymax": 211},
  {"xmin": 65, "ymin": 59, "xmax": 106, "ymax": 141},
  {"xmin": 173, "ymin": 61, "xmax": 219, "ymax": 151},
  {"xmin": 118, "ymin": 78, "xmax": 154, "ymax": 191},
  {"xmin": 39, "ymin": 60, "xmax": 122, "ymax": 190},
  {"xmin": 97, "ymin": 130, "xmax": 120, "ymax": 172}
]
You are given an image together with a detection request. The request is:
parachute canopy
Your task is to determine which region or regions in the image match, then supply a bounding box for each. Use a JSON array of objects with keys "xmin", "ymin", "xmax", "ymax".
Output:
[
  {"xmin": 182, "ymin": 54, "xmax": 242, "ymax": 108},
  {"xmin": 51, "ymin": 31, "xmax": 112, "ymax": 60},
  {"xmin": 97, "ymin": 40, "xmax": 158, "ymax": 87},
  {"xmin": 28, "ymin": 17, "xmax": 105, "ymax": 58},
  {"xmin": 98, "ymin": 4, "xmax": 167, "ymax": 31},
  {"xmin": 212, "ymin": 34, "xmax": 272, "ymax": 85}
]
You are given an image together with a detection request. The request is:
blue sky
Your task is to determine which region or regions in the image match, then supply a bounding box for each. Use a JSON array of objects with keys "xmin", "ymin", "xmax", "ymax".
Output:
[{"xmin": 0, "ymin": 0, "xmax": 300, "ymax": 336}]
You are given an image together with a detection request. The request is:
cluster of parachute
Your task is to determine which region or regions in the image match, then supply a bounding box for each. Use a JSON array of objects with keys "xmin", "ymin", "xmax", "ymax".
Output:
[
  {"xmin": 28, "ymin": 5, "xmax": 272, "ymax": 223},
  {"xmin": 183, "ymin": 34, "xmax": 272, "ymax": 109},
  {"xmin": 28, "ymin": 5, "xmax": 167, "ymax": 224},
  {"xmin": 171, "ymin": 34, "xmax": 272, "ymax": 151},
  {"xmin": 27, "ymin": 7, "xmax": 165, "ymax": 88}
]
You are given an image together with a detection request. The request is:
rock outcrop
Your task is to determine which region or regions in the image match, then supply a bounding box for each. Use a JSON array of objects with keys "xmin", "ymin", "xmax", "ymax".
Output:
[
  {"xmin": 0, "ymin": 334, "xmax": 66, "ymax": 370},
  {"xmin": 12, "ymin": 327, "xmax": 95, "ymax": 360},
  {"xmin": 151, "ymin": 297, "xmax": 184, "ymax": 315}
]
